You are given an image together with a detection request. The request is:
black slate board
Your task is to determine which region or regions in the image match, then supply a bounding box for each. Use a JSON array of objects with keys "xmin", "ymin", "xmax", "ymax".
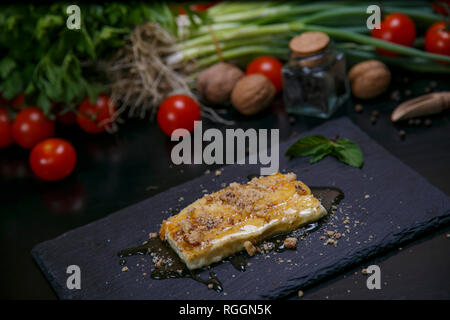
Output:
[{"xmin": 32, "ymin": 117, "xmax": 450, "ymax": 299}]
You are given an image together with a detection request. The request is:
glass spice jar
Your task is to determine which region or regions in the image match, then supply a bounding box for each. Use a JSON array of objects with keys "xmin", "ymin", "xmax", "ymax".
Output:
[{"xmin": 282, "ymin": 31, "xmax": 350, "ymax": 119}]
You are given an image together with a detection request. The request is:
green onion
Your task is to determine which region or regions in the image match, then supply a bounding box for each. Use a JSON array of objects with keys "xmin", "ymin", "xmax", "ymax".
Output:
[{"xmin": 171, "ymin": 1, "xmax": 450, "ymax": 73}]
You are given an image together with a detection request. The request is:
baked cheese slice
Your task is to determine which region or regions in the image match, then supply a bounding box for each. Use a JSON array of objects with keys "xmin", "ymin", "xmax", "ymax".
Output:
[{"xmin": 159, "ymin": 172, "xmax": 326, "ymax": 270}]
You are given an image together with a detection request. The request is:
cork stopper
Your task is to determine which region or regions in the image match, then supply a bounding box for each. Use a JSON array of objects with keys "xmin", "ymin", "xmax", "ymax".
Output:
[{"xmin": 289, "ymin": 31, "xmax": 330, "ymax": 57}]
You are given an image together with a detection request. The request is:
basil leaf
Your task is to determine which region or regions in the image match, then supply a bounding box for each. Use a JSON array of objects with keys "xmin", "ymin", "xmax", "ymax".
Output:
[
  {"xmin": 285, "ymin": 135, "xmax": 331, "ymax": 157},
  {"xmin": 310, "ymin": 148, "xmax": 332, "ymax": 164},
  {"xmin": 333, "ymin": 139, "xmax": 364, "ymax": 168},
  {"xmin": 286, "ymin": 135, "xmax": 364, "ymax": 168}
]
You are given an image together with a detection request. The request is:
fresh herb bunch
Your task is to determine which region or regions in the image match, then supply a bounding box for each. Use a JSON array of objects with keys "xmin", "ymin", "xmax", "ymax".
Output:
[
  {"xmin": 0, "ymin": 2, "xmax": 179, "ymax": 115},
  {"xmin": 286, "ymin": 135, "xmax": 364, "ymax": 168}
]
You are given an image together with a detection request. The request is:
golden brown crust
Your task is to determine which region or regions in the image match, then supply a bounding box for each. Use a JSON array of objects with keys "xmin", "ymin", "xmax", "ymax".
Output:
[{"xmin": 159, "ymin": 173, "xmax": 325, "ymax": 269}]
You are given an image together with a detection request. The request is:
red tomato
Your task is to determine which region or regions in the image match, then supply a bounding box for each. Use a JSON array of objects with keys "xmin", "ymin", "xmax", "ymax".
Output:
[
  {"xmin": 76, "ymin": 94, "xmax": 116, "ymax": 134},
  {"xmin": 12, "ymin": 107, "xmax": 55, "ymax": 149},
  {"xmin": 0, "ymin": 108, "xmax": 14, "ymax": 148},
  {"xmin": 191, "ymin": 1, "xmax": 220, "ymax": 11},
  {"xmin": 29, "ymin": 138, "xmax": 77, "ymax": 181},
  {"xmin": 246, "ymin": 56, "xmax": 283, "ymax": 92},
  {"xmin": 173, "ymin": 1, "xmax": 220, "ymax": 14},
  {"xmin": 425, "ymin": 21, "xmax": 450, "ymax": 60},
  {"xmin": 371, "ymin": 13, "xmax": 416, "ymax": 56},
  {"xmin": 157, "ymin": 95, "xmax": 201, "ymax": 137}
]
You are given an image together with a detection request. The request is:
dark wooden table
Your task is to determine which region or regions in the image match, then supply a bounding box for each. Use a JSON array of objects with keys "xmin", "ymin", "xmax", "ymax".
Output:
[{"xmin": 0, "ymin": 70, "xmax": 449, "ymax": 299}]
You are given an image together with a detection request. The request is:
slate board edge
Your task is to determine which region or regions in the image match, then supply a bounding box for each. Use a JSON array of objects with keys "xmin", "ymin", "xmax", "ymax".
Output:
[
  {"xmin": 31, "ymin": 116, "xmax": 450, "ymax": 299},
  {"xmin": 32, "ymin": 245, "xmax": 75, "ymax": 299}
]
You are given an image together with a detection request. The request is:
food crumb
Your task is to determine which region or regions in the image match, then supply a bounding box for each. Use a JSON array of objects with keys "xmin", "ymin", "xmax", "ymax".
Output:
[
  {"xmin": 284, "ymin": 237, "xmax": 298, "ymax": 249},
  {"xmin": 215, "ymin": 170, "xmax": 222, "ymax": 176},
  {"xmin": 207, "ymin": 283, "xmax": 214, "ymax": 289},
  {"xmin": 121, "ymin": 266, "xmax": 129, "ymax": 272},
  {"xmin": 148, "ymin": 232, "xmax": 158, "ymax": 239},
  {"xmin": 362, "ymin": 268, "xmax": 369, "ymax": 275},
  {"xmin": 364, "ymin": 194, "xmax": 370, "ymax": 199},
  {"xmin": 298, "ymin": 290, "xmax": 304, "ymax": 298}
]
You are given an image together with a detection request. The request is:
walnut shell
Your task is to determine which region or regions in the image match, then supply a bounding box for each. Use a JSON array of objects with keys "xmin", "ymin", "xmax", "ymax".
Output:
[
  {"xmin": 348, "ymin": 60, "xmax": 391, "ymax": 100},
  {"xmin": 231, "ymin": 74, "xmax": 276, "ymax": 115},
  {"xmin": 197, "ymin": 62, "xmax": 244, "ymax": 105}
]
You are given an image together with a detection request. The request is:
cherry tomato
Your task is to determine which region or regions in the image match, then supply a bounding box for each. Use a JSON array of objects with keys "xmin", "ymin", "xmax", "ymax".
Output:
[
  {"xmin": 157, "ymin": 95, "xmax": 201, "ymax": 137},
  {"xmin": 0, "ymin": 108, "xmax": 14, "ymax": 148},
  {"xmin": 12, "ymin": 107, "xmax": 55, "ymax": 149},
  {"xmin": 76, "ymin": 94, "xmax": 116, "ymax": 134},
  {"xmin": 425, "ymin": 21, "xmax": 450, "ymax": 60},
  {"xmin": 371, "ymin": 13, "xmax": 416, "ymax": 56},
  {"xmin": 173, "ymin": 1, "xmax": 220, "ymax": 14},
  {"xmin": 246, "ymin": 56, "xmax": 283, "ymax": 92},
  {"xmin": 29, "ymin": 138, "xmax": 77, "ymax": 181},
  {"xmin": 191, "ymin": 1, "xmax": 220, "ymax": 12}
]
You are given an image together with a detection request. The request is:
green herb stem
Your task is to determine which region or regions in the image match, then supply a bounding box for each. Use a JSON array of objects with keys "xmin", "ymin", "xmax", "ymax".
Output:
[{"xmin": 196, "ymin": 46, "xmax": 288, "ymax": 68}]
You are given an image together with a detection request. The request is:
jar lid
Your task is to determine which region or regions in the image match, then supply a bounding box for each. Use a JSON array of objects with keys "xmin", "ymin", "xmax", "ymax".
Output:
[{"xmin": 289, "ymin": 31, "xmax": 330, "ymax": 56}]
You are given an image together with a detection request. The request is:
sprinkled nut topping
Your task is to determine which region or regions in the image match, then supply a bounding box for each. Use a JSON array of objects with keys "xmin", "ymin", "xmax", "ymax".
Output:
[{"xmin": 284, "ymin": 237, "xmax": 298, "ymax": 249}]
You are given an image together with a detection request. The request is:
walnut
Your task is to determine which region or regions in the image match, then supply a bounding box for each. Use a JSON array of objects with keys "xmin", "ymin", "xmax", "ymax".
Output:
[
  {"xmin": 184, "ymin": 230, "xmax": 203, "ymax": 246},
  {"xmin": 284, "ymin": 237, "xmax": 298, "ymax": 249},
  {"xmin": 178, "ymin": 219, "xmax": 192, "ymax": 233},
  {"xmin": 348, "ymin": 60, "xmax": 391, "ymax": 99},
  {"xmin": 231, "ymin": 74, "xmax": 276, "ymax": 115},
  {"xmin": 197, "ymin": 62, "xmax": 244, "ymax": 105}
]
